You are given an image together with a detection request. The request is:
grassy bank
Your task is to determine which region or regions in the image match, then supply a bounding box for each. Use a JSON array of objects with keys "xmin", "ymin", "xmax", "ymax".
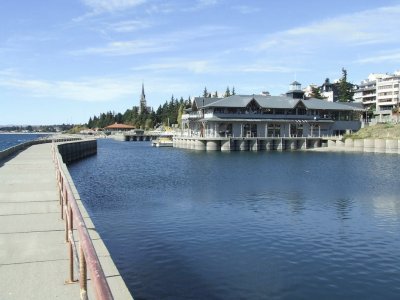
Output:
[{"xmin": 345, "ymin": 123, "xmax": 400, "ymax": 139}]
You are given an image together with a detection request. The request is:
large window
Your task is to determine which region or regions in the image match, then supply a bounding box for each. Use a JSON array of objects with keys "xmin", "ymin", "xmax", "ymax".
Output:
[
  {"xmin": 267, "ymin": 124, "xmax": 280, "ymax": 137},
  {"xmin": 243, "ymin": 123, "xmax": 257, "ymax": 137},
  {"xmin": 290, "ymin": 124, "xmax": 303, "ymax": 137}
]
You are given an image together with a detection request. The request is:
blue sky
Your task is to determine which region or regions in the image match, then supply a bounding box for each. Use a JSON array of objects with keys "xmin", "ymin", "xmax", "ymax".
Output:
[{"xmin": 1, "ymin": 0, "xmax": 400, "ymax": 125}]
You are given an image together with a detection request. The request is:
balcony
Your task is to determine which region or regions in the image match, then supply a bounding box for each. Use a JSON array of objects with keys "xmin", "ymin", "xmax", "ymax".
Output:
[{"xmin": 203, "ymin": 112, "xmax": 334, "ymax": 121}]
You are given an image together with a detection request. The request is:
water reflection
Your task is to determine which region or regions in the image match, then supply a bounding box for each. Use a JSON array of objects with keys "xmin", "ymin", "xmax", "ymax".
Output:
[
  {"xmin": 373, "ymin": 195, "xmax": 400, "ymax": 221},
  {"xmin": 68, "ymin": 140, "xmax": 400, "ymax": 300},
  {"xmin": 335, "ymin": 197, "xmax": 353, "ymax": 220}
]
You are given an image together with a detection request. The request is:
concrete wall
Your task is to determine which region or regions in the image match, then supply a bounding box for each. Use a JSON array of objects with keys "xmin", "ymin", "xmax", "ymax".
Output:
[
  {"xmin": 57, "ymin": 140, "xmax": 97, "ymax": 164},
  {"xmin": 0, "ymin": 137, "xmax": 80, "ymax": 162},
  {"xmin": 326, "ymin": 138, "xmax": 400, "ymax": 154},
  {"xmin": 174, "ymin": 137, "xmax": 321, "ymax": 152}
]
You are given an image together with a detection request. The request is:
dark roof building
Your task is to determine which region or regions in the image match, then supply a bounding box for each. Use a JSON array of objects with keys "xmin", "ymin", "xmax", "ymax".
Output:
[{"xmin": 181, "ymin": 92, "xmax": 364, "ymax": 138}]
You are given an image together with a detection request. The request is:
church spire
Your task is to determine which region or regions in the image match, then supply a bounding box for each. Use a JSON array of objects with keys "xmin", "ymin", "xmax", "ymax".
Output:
[
  {"xmin": 139, "ymin": 82, "xmax": 147, "ymax": 114},
  {"xmin": 141, "ymin": 82, "xmax": 145, "ymax": 99}
]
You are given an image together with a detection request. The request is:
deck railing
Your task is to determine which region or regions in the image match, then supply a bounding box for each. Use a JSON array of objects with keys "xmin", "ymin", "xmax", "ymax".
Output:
[{"xmin": 52, "ymin": 142, "xmax": 113, "ymax": 300}]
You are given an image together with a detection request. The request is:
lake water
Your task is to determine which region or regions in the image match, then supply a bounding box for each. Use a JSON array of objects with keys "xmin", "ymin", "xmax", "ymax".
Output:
[
  {"xmin": 68, "ymin": 139, "xmax": 400, "ymax": 300},
  {"xmin": 0, "ymin": 133, "xmax": 49, "ymax": 151}
]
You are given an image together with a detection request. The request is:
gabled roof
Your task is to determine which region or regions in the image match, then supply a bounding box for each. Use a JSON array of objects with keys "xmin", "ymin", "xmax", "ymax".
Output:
[
  {"xmin": 203, "ymin": 95, "xmax": 365, "ymax": 111},
  {"xmin": 104, "ymin": 123, "xmax": 135, "ymax": 129},
  {"xmin": 192, "ymin": 97, "xmax": 221, "ymax": 109},
  {"xmin": 303, "ymin": 99, "xmax": 365, "ymax": 111},
  {"xmin": 203, "ymin": 95, "xmax": 300, "ymax": 109}
]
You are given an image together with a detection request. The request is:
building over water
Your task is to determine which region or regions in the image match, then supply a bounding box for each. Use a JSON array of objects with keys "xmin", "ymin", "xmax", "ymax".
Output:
[{"xmin": 181, "ymin": 83, "xmax": 364, "ymax": 139}]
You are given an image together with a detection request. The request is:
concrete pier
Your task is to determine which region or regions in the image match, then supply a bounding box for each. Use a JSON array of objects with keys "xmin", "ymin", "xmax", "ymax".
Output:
[
  {"xmin": 0, "ymin": 141, "xmax": 133, "ymax": 299},
  {"xmin": 174, "ymin": 137, "xmax": 322, "ymax": 152}
]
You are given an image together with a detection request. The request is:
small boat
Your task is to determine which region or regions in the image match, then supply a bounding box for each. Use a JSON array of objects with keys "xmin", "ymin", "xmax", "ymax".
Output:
[{"xmin": 151, "ymin": 136, "xmax": 173, "ymax": 147}]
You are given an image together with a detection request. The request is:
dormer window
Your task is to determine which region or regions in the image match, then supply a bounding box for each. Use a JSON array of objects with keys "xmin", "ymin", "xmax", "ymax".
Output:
[{"xmin": 246, "ymin": 99, "xmax": 261, "ymax": 113}]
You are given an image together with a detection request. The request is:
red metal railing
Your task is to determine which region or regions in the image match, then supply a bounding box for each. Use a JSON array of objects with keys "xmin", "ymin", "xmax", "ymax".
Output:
[{"xmin": 52, "ymin": 142, "xmax": 114, "ymax": 300}]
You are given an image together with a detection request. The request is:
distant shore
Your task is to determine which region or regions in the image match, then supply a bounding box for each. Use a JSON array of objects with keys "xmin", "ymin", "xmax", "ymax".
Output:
[{"xmin": 0, "ymin": 132, "xmax": 55, "ymax": 135}]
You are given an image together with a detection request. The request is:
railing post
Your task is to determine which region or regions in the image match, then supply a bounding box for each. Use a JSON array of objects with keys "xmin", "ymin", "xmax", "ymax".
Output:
[
  {"xmin": 68, "ymin": 239, "xmax": 74, "ymax": 283},
  {"xmin": 64, "ymin": 195, "xmax": 69, "ymax": 243},
  {"xmin": 80, "ymin": 245, "xmax": 88, "ymax": 300},
  {"xmin": 67, "ymin": 206, "xmax": 74, "ymax": 283},
  {"xmin": 60, "ymin": 175, "xmax": 64, "ymax": 220}
]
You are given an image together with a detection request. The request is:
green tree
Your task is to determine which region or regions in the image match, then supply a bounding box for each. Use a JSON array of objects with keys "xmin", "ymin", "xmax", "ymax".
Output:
[
  {"xmin": 203, "ymin": 87, "xmax": 209, "ymax": 97},
  {"xmin": 213, "ymin": 91, "xmax": 218, "ymax": 98},
  {"xmin": 310, "ymin": 86, "xmax": 325, "ymax": 99},
  {"xmin": 177, "ymin": 103, "xmax": 185, "ymax": 128},
  {"xmin": 224, "ymin": 86, "xmax": 231, "ymax": 97},
  {"xmin": 232, "ymin": 86, "xmax": 236, "ymax": 95},
  {"xmin": 338, "ymin": 68, "xmax": 354, "ymax": 102}
]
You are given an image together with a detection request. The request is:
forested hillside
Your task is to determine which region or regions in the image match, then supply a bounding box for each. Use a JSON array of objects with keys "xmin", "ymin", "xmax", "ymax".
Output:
[{"xmin": 87, "ymin": 96, "xmax": 191, "ymax": 130}]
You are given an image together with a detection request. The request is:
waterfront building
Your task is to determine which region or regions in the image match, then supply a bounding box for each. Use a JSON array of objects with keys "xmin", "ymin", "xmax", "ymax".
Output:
[
  {"xmin": 285, "ymin": 81, "xmax": 305, "ymax": 99},
  {"xmin": 181, "ymin": 88, "xmax": 364, "ymax": 139},
  {"xmin": 376, "ymin": 72, "xmax": 400, "ymax": 122},
  {"xmin": 353, "ymin": 74, "xmax": 380, "ymax": 109},
  {"xmin": 354, "ymin": 72, "xmax": 400, "ymax": 123},
  {"xmin": 104, "ymin": 123, "xmax": 135, "ymax": 132}
]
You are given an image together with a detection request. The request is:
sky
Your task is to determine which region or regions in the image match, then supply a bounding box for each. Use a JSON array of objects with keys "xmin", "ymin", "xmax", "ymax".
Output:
[{"xmin": 1, "ymin": 0, "xmax": 400, "ymax": 125}]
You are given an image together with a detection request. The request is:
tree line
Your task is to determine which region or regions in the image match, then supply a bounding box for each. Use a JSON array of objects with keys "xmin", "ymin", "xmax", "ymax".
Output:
[
  {"xmin": 87, "ymin": 72, "xmax": 355, "ymax": 130},
  {"xmin": 87, "ymin": 96, "xmax": 192, "ymax": 130},
  {"xmin": 87, "ymin": 85, "xmax": 237, "ymax": 130}
]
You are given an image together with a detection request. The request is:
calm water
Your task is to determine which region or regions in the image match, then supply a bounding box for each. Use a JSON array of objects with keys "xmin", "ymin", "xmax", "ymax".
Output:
[
  {"xmin": 68, "ymin": 139, "xmax": 400, "ymax": 300},
  {"xmin": 0, "ymin": 133, "xmax": 49, "ymax": 151}
]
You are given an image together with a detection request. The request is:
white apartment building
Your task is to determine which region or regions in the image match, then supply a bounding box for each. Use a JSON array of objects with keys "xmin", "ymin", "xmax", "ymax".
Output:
[
  {"xmin": 354, "ymin": 72, "xmax": 400, "ymax": 123},
  {"xmin": 353, "ymin": 73, "xmax": 380, "ymax": 108},
  {"xmin": 376, "ymin": 72, "xmax": 400, "ymax": 122}
]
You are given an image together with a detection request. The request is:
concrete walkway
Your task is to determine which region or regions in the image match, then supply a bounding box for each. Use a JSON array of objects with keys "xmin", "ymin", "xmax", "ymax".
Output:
[{"xmin": 0, "ymin": 143, "xmax": 132, "ymax": 299}]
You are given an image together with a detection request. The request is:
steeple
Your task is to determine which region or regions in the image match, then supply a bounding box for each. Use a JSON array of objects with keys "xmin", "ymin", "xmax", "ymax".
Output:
[{"xmin": 139, "ymin": 82, "xmax": 147, "ymax": 114}]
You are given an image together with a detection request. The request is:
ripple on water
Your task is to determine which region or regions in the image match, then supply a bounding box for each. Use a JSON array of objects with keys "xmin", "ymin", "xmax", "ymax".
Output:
[{"xmin": 68, "ymin": 141, "xmax": 400, "ymax": 300}]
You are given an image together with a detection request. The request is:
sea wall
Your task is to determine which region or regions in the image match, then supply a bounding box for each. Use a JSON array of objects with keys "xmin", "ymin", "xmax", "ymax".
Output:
[
  {"xmin": 57, "ymin": 139, "xmax": 97, "ymax": 164},
  {"xmin": 0, "ymin": 137, "xmax": 80, "ymax": 161},
  {"xmin": 325, "ymin": 138, "xmax": 400, "ymax": 154},
  {"xmin": 54, "ymin": 142, "xmax": 133, "ymax": 299},
  {"xmin": 174, "ymin": 137, "xmax": 321, "ymax": 151}
]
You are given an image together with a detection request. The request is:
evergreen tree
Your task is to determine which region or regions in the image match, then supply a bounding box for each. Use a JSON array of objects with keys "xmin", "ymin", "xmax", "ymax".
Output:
[
  {"xmin": 232, "ymin": 86, "xmax": 236, "ymax": 95},
  {"xmin": 338, "ymin": 68, "xmax": 354, "ymax": 102},
  {"xmin": 203, "ymin": 87, "xmax": 209, "ymax": 98},
  {"xmin": 225, "ymin": 86, "xmax": 231, "ymax": 97},
  {"xmin": 213, "ymin": 91, "xmax": 218, "ymax": 98},
  {"xmin": 310, "ymin": 86, "xmax": 325, "ymax": 99}
]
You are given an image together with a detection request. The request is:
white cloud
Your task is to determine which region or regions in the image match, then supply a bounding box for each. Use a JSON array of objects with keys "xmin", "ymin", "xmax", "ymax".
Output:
[
  {"xmin": 71, "ymin": 39, "xmax": 172, "ymax": 56},
  {"xmin": 132, "ymin": 60, "xmax": 211, "ymax": 73},
  {"xmin": 71, "ymin": 25, "xmax": 231, "ymax": 56},
  {"xmin": 82, "ymin": 0, "xmax": 146, "ymax": 13},
  {"xmin": 356, "ymin": 50, "xmax": 400, "ymax": 64},
  {"xmin": 131, "ymin": 58, "xmax": 303, "ymax": 75},
  {"xmin": 108, "ymin": 20, "xmax": 151, "ymax": 32},
  {"xmin": 0, "ymin": 71, "xmax": 135, "ymax": 102},
  {"xmin": 254, "ymin": 5, "xmax": 400, "ymax": 52},
  {"xmin": 238, "ymin": 64, "xmax": 305, "ymax": 73},
  {"xmin": 231, "ymin": 5, "xmax": 260, "ymax": 14}
]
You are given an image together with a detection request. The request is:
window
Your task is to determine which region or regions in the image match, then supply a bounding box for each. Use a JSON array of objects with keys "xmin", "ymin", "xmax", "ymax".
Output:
[{"xmin": 267, "ymin": 124, "xmax": 280, "ymax": 137}]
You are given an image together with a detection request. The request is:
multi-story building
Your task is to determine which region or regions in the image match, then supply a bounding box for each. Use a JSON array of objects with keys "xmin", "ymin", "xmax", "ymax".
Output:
[
  {"xmin": 320, "ymin": 78, "xmax": 342, "ymax": 102},
  {"xmin": 353, "ymin": 74, "xmax": 379, "ymax": 109},
  {"xmin": 354, "ymin": 72, "xmax": 400, "ymax": 123},
  {"xmin": 376, "ymin": 72, "xmax": 400, "ymax": 122},
  {"xmin": 181, "ymin": 83, "xmax": 364, "ymax": 139}
]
